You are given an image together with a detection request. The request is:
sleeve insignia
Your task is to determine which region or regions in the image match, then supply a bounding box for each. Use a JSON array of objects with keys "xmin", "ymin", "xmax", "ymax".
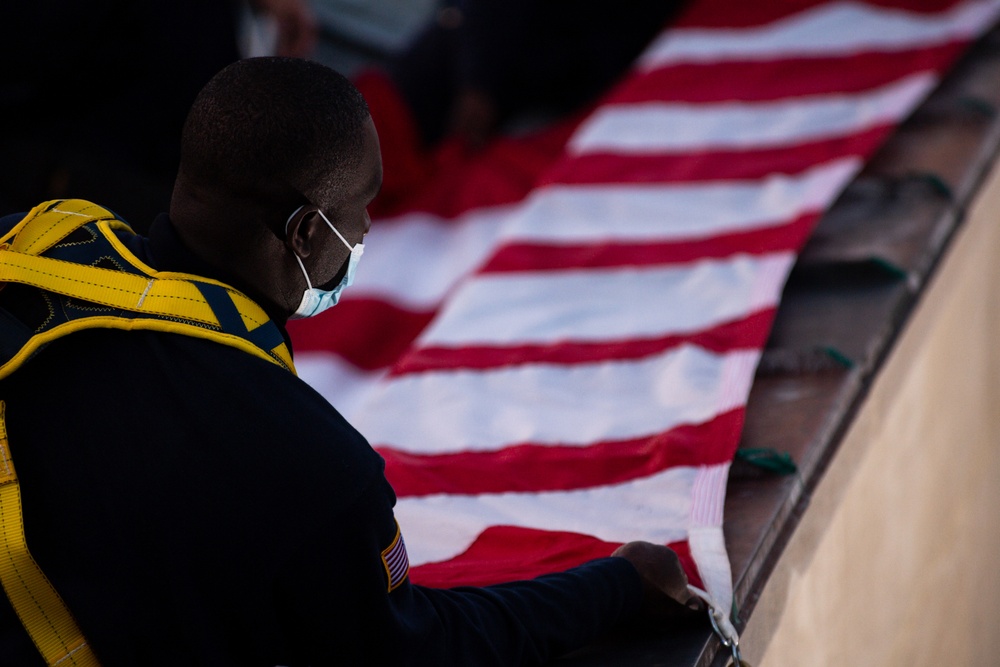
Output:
[{"xmin": 381, "ymin": 521, "xmax": 410, "ymax": 593}]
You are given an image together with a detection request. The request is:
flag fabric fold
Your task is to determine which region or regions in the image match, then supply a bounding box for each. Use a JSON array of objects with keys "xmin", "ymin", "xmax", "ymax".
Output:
[{"xmin": 290, "ymin": 0, "xmax": 1000, "ymax": 633}]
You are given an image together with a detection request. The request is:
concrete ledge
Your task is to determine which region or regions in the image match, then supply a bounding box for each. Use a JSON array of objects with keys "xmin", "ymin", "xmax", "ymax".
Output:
[{"xmin": 743, "ymin": 147, "xmax": 1000, "ymax": 667}]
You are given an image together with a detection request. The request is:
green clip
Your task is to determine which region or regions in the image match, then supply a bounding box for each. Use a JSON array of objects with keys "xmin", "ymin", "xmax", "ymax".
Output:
[
  {"xmin": 956, "ymin": 96, "xmax": 996, "ymax": 118},
  {"xmin": 821, "ymin": 346, "xmax": 854, "ymax": 369},
  {"xmin": 735, "ymin": 448, "xmax": 797, "ymax": 475},
  {"xmin": 915, "ymin": 172, "xmax": 953, "ymax": 200},
  {"xmin": 870, "ymin": 256, "xmax": 908, "ymax": 280}
]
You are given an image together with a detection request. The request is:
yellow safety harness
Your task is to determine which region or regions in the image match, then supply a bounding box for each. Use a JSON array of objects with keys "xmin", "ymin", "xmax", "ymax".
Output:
[{"xmin": 0, "ymin": 199, "xmax": 296, "ymax": 665}]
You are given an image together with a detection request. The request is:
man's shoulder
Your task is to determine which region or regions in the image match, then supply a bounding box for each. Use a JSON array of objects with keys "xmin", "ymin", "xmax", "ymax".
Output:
[
  {"xmin": 8, "ymin": 325, "xmax": 365, "ymax": 450},
  {"xmin": 4, "ymin": 324, "xmax": 385, "ymax": 504}
]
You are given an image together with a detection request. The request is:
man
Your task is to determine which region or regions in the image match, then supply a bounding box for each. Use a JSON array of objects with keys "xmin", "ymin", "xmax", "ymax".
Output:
[{"xmin": 0, "ymin": 57, "xmax": 692, "ymax": 666}]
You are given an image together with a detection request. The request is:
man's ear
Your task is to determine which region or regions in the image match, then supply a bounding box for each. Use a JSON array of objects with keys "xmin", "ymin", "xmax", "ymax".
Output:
[{"xmin": 285, "ymin": 206, "xmax": 324, "ymax": 258}]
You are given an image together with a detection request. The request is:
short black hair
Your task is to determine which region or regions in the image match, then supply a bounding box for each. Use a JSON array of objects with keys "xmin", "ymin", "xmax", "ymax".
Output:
[{"xmin": 178, "ymin": 57, "xmax": 370, "ymax": 216}]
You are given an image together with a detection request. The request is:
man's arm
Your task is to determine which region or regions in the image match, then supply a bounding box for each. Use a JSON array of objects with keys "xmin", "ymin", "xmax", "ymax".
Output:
[{"xmin": 274, "ymin": 469, "xmax": 693, "ymax": 666}]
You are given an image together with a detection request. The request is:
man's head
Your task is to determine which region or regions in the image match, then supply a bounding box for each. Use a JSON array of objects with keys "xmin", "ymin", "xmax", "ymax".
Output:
[{"xmin": 170, "ymin": 56, "xmax": 382, "ymax": 321}]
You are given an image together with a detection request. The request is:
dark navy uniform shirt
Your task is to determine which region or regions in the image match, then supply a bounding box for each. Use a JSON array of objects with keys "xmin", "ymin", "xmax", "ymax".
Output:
[{"xmin": 0, "ymin": 212, "xmax": 642, "ymax": 666}]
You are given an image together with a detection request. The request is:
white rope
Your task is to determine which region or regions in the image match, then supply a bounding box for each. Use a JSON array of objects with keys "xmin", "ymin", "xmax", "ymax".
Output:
[{"xmin": 687, "ymin": 584, "xmax": 748, "ymax": 666}]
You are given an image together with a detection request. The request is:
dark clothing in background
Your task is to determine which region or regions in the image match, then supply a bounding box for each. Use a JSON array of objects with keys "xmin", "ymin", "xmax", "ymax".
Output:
[
  {"xmin": 0, "ymin": 212, "xmax": 643, "ymax": 665},
  {"xmin": 387, "ymin": 0, "xmax": 688, "ymax": 146},
  {"xmin": 0, "ymin": 1, "xmax": 242, "ymax": 230}
]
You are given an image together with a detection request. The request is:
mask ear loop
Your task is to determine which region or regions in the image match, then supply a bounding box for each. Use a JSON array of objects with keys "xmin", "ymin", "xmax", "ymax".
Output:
[
  {"xmin": 292, "ymin": 253, "xmax": 314, "ymax": 290},
  {"xmin": 315, "ymin": 209, "xmax": 356, "ymax": 252},
  {"xmin": 285, "ymin": 205, "xmax": 315, "ymax": 289}
]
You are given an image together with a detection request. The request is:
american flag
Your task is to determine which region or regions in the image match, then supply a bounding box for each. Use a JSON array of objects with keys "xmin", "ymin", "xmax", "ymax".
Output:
[
  {"xmin": 289, "ymin": 0, "xmax": 1000, "ymax": 634},
  {"xmin": 381, "ymin": 521, "xmax": 411, "ymax": 593}
]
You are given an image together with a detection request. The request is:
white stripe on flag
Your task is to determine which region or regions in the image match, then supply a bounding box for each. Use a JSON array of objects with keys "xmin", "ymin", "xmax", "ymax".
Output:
[
  {"xmin": 352, "ymin": 347, "xmax": 760, "ymax": 454},
  {"xmin": 502, "ymin": 157, "xmax": 860, "ymax": 243},
  {"xmin": 691, "ymin": 463, "xmax": 731, "ymax": 527},
  {"xmin": 396, "ymin": 464, "xmax": 714, "ymax": 566},
  {"xmin": 418, "ymin": 253, "xmax": 796, "ymax": 346},
  {"xmin": 718, "ymin": 344, "xmax": 763, "ymax": 411},
  {"xmin": 568, "ymin": 72, "xmax": 937, "ymax": 154},
  {"xmin": 340, "ymin": 161, "xmax": 856, "ymax": 313},
  {"xmin": 295, "ymin": 351, "xmax": 387, "ymax": 419},
  {"xmin": 639, "ymin": 0, "xmax": 1000, "ymax": 68},
  {"xmin": 350, "ymin": 205, "xmax": 513, "ymax": 308}
]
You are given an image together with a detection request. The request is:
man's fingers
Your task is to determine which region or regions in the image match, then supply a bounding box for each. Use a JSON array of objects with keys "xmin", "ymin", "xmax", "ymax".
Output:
[{"xmin": 612, "ymin": 540, "xmax": 692, "ymax": 607}]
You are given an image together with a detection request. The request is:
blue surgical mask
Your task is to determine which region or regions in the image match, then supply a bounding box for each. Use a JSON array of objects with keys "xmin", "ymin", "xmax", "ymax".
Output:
[{"xmin": 286, "ymin": 207, "xmax": 365, "ymax": 319}]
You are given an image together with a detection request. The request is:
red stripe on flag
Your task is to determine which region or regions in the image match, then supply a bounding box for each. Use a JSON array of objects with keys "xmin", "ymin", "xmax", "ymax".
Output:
[
  {"xmin": 410, "ymin": 526, "xmax": 702, "ymax": 589},
  {"xmin": 545, "ymin": 128, "xmax": 891, "ymax": 185},
  {"xmin": 380, "ymin": 408, "xmax": 746, "ymax": 498},
  {"xmin": 288, "ymin": 300, "xmax": 435, "ymax": 369},
  {"xmin": 393, "ymin": 120, "xmax": 580, "ymax": 219},
  {"xmin": 480, "ymin": 215, "xmax": 818, "ymax": 273},
  {"xmin": 674, "ymin": 0, "xmax": 965, "ymax": 28},
  {"xmin": 393, "ymin": 311, "xmax": 775, "ymax": 376},
  {"xmin": 614, "ymin": 44, "xmax": 965, "ymax": 104}
]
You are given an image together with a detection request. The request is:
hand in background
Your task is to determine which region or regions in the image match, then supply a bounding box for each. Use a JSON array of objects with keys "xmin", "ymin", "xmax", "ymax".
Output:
[
  {"xmin": 447, "ymin": 87, "xmax": 499, "ymax": 152},
  {"xmin": 253, "ymin": 0, "xmax": 318, "ymax": 57}
]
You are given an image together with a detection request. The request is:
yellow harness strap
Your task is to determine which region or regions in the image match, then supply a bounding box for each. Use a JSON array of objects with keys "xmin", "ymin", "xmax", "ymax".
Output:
[
  {"xmin": 0, "ymin": 199, "xmax": 296, "ymax": 379},
  {"xmin": 0, "ymin": 402, "xmax": 99, "ymax": 666},
  {"xmin": 0, "ymin": 200, "xmax": 297, "ymax": 664},
  {"xmin": 2, "ymin": 200, "xmax": 118, "ymax": 256},
  {"xmin": 0, "ymin": 249, "xmax": 227, "ymax": 323}
]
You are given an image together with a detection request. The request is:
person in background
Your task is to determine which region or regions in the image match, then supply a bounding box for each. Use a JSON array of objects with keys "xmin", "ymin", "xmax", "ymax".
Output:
[
  {"xmin": 354, "ymin": 0, "xmax": 689, "ymax": 215},
  {"xmin": 0, "ymin": 0, "xmax": 316, "ymax": 232}
]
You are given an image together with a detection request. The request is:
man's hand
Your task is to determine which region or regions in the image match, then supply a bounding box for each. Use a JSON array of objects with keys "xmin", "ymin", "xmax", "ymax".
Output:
[{"xmin": 612, "ymin": 541, "xmax": 700, "ymax": 619}]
